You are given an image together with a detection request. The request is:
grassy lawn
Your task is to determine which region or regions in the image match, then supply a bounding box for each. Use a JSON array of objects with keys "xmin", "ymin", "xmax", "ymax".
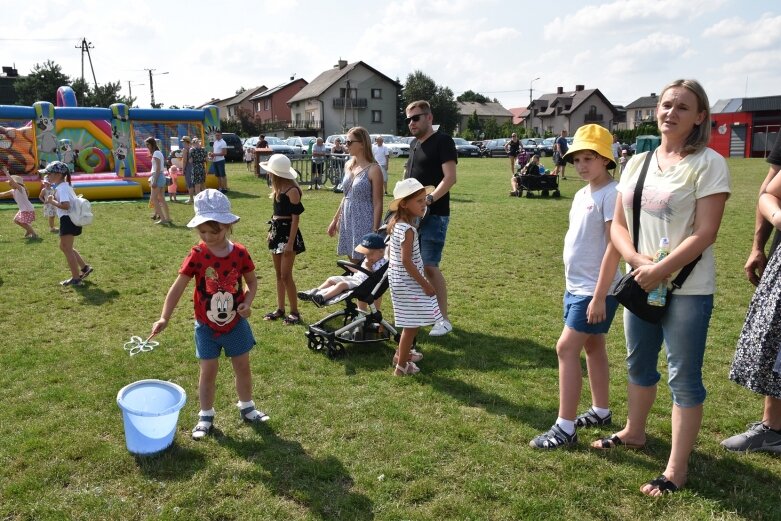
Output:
[{"xmin": 1, "ymin": 155, "xmax": 780, "ymax": 520}]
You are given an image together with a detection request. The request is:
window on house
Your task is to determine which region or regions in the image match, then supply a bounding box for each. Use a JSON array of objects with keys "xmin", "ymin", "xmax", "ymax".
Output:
[
  {"xmin": 371, "ymin": 88, "xmax": 382, "ymax": 99},
  {"xmin": 588, "ymin": 105, "xmax": 597, "ymax": 116},
  {"xmin": 339, "ymin": 88, "xmax": 358, "ymax": 99},
  {"xmin": 372, "ymin": 110, "xmax": 382, "ymax": 123},
  {"xmin": 264, "ymin": 99, "xmax": 270, "ymax": 111}
]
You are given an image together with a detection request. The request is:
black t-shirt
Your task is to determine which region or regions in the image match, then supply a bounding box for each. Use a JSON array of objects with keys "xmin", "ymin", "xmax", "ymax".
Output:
[
  {"xmin": 407, "ymin": 132, "xmax": 458, "ymax": 216},
  {"xmin": 768, "ymin": 132, "xmax": 781, "ymax": 167},
  {"xmin": 507, "ymin": 139, "xmax": 521, "ymax": 156}
]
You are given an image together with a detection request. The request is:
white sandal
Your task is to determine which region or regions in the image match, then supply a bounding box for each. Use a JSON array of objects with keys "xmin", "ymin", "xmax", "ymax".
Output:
[
  {"xmin": 393, "ymin": 349, "xmax": 423, "ymax": 366},
  {"xmin": 394, "ymin": 361, "xmax": 420, "ymax": 376}
]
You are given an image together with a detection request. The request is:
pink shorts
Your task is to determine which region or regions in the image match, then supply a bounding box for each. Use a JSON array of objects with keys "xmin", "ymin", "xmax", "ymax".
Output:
[{"xmin": 14, "ymin": 210, "xmax": 36, "ymax": 224}]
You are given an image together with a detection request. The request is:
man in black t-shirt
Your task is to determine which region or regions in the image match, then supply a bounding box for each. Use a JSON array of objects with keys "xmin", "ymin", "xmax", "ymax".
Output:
[{"xmin": 405, "ymin": 100, "xmax": 458, "ymax": 336}]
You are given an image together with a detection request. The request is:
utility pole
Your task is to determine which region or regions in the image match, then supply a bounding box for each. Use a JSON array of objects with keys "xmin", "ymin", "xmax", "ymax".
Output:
[
  {"xmin": 127, "ymin": 81, "xmax": 144, "ymax": 107},
  {"xmin": 75, "ymin": 37, "xmax": 98, "ymax": 89},
  {"xmin": 144, "ymin": 69, "xmax": 169, "ymax": 108},
  {"xmin": 528, "ymin": 77, "xmax": 540, "ymax": 135}
]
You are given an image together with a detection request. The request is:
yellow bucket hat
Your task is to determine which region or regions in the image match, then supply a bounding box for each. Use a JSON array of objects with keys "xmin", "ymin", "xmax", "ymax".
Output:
[{"xmin": 562, "ymin": 124, "xmax": 616, "ymax": 170}]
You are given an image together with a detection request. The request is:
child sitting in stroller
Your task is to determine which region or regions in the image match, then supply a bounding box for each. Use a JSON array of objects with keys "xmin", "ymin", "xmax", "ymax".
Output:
[{"xmin": 298, "ymin": 232, "xmax": 387, "ymax": 306}]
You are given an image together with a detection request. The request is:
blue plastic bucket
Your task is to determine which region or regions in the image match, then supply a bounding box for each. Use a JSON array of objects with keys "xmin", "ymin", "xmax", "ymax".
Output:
[{"xmin": 116, "ymin": 379, "xmax": 187, "ymax": 455}]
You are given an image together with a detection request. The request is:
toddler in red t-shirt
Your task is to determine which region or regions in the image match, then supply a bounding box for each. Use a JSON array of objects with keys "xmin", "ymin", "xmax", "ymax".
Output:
[{"xmin": 151, "ymin": 189, "xmax": 269, "ymax": 440}]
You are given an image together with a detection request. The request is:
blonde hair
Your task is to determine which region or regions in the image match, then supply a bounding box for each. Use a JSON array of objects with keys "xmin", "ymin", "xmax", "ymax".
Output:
[
  {"xmin": 405, "ymin": 100, "xmax": 431, "ymax": 114},
  {"xmin": 659, "ymin": 79, "xmax": 711, "ymax": 154},
  {"xmin": 269, "ymin": 172, "xmax": 300, "ymax": 200},
  {"xmin": 345, "ymin": 126, "xmax": 375, "ymax": 170}
]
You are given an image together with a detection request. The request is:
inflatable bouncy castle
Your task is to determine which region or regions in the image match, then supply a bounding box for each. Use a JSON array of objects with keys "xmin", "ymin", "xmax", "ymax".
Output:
[{"xmin": 0, "ymin": 86, "xmax": 220, "ymax": 200}]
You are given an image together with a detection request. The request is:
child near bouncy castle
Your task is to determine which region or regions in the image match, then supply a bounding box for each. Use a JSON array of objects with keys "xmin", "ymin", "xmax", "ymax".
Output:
[
  {"xmin": 150, "ymin": 189, "xmax": 269, "ymax": 440},
  {"xmin": 167, "ymin": 164, "xmax": 180, "ymax": 203},
  {"xmin": 529, "ymin": 124, "xmax": 622, "ymax": 449},
  {"xmin": 0, "ymin": 166, "xmax": 38, "ymax": 239},
  {"xmin": 39, "ymin": 175, "xmax": 58, "ymax": 233}
]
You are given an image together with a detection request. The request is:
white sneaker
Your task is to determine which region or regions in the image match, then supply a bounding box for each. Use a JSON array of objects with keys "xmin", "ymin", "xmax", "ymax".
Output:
[{"xmin": 429, "ymin": 319, "xmax": 452, "ymax": 336}]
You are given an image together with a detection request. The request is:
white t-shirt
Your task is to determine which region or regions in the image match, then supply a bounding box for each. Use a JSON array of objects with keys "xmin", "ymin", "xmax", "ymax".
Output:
[
  {"xmin": 372, "ymin": 144, "xmax": 390, "ymax": 166},
  {"xmin": 213, "ymin": 138, "xmax": 227, "ymax": 162},
  {"xmin": 612, "ymin": 142, "xmax": 621, "ymax": 159},
  {"xmin": 54, "ymin": 182, "xmax": 73, "ymax": 218},
  {"xmin": 617, "ymin": 148, "xmax": 731, "ymax": 295},
  {"xmin": 12, "ymin": 187, "xmax": 34, "ymax": 212},
  {"xmin": 563, "ymin": 180, "xmax": 621, "ymax": 295}
]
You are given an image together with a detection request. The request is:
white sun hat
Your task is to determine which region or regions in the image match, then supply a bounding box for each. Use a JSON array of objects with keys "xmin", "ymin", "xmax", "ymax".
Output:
[
  {"xmin": 259, "ymin": 153, "xmax": 298, "ymax": 179},
  {"xmin": 186, "ymin": 189, "xmax": 240, "ymax": 228}
]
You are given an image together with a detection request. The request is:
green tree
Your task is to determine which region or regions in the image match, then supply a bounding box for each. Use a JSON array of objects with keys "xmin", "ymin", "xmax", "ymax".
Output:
[
  {"xmin": 482, "ymin": 118, "xmax": 500, "ymax": 139},
  {"xmin": 466, "ymin": 111, "xmax": 481, "ymax": 137},
  {"xmin": 13, "ymin": 60, "xmax": 71, "ymax": 105},
  {"xmin": 456, "ymin": 90, "xmax": 490, "ymax": 103},
  {"xmin": 71, "ymin": 78, "xmax": 134, "ymax": 107},
  {"xmin": 395, "ymin": 76, "xmax": 405, "ymax": 136},
  {"xmin": 402, "ymin": 71, "xmax": 459, "ymax": 135}
]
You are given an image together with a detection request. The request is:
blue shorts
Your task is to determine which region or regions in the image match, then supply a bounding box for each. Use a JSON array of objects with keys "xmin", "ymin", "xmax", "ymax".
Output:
[
  {"xmin": 194, "ymin": 317, "xmax": 255, "ymax": 359},
  {"xmin": 418, "ymin": 214, "xmax": 449, "ymax": 267},
  {"xmin": 212, "ymin": 160, "xmax": 226, "ymax": 178},
  {"xmin": 563, "ymin": 291, "xmax": 619, "ymax": 335}
]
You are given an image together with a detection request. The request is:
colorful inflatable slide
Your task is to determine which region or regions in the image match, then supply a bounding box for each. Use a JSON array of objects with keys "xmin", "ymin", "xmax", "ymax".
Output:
[{"xmin": 0, "ymin": 86, "xmax": 220, "ymax": 199}]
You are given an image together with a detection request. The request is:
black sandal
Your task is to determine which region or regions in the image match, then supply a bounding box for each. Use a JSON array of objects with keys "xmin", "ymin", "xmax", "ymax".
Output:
[
  {"xmin": 283, "ymin": 312, "xmax": 301, "ymax": 325},
  {"xmin": 643, "ymin": 475, "xmax": 679, "ymax": 494},
  {"xmin": 263, "ymin": 309, "xmax": 285, "ymax": 321}
]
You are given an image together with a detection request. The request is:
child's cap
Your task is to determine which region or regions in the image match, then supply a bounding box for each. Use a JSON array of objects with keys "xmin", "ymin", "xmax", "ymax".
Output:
[
  {"xmin": 259, "ymin": 153, "xmax": 298, "ymax": 179},
  {"xmin": 389, "ymin": 178, "xmax": 434, "ymax": 211},
  {"xmin": 38, "ymin": 161, "xmax": 70, "ymax": 176},
  {"xmin": 187, "ymin": 189, "xmax": 240, "ymax": 228},
  {"xmin": 354, "ymin": 232, "xmax": 386, "ymax": 254},
  {"xmin": 562, "ymin": 124, "xmax": 616, "ymax": 169},
  {"xmin": 10, "ymin": 174, "xmax": 24, "ymax": 184}
]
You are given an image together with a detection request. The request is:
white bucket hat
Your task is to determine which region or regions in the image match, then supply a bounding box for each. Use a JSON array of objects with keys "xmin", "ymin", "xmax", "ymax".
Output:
[
  {"xmin": 259, "ymin": 153, "xmax": 297, "ymax": 179},
  {"xmin": 186, "ymin": 189, "xmax": 240, "ymax": 228},
  {"xmin": 389, "ymin": 178, "xmax": 434, "ymax": 211}
]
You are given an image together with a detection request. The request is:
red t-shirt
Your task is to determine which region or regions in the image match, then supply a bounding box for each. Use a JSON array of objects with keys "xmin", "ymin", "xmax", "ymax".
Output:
[{"xmin": 179, "ymin": 242, "xmax": 255, "ymax": 333}]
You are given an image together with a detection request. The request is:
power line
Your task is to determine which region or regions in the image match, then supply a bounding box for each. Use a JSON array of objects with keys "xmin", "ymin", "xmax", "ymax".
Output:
[{"xmin": 0, "ymin": 37, "xmax": 76, "ymax": 41}]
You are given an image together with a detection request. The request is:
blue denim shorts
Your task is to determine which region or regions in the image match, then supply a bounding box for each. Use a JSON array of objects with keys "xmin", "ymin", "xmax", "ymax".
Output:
[
  {"xmin": 212, "ymin": 160, "xmax": 226, "ymax": 178},
  {"xmin": 563, "ymin": 291, "xmax": 619, "ymax": 335},
  {"xmin": 194, "ymin": 317, "xmax": 256, "ymax": 359},
  {"xmin": 418, "ymin": 214, "xmax": 449, "ymax": 266},
  {"xmin": 624, "ymin": 294, "xmax": 713, "ymax": 407}
]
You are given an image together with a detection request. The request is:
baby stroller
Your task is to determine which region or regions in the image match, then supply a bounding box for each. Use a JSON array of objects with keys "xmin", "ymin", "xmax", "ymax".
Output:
[
  {"xmin": 304, "ymin": 259, "xmax": 399, "ymax": 358},
  {"xmin": 517, "ymin": 173, "xmax": 560, "ymax": 198}
]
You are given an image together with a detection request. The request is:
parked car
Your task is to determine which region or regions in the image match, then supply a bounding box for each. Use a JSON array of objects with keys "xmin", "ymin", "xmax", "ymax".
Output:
[
  {"xmin": 536, "ymin": 137, "xmax": 556, "ymax": 157},
  {"xmin": 216, "ymin": 133, "xmax": 245, "ymax": 162},
  {"xmin": 520, "ymin": 138, "xmax": 540, "ymax": 153},
  {"xmin": 262, "ymin": 136, "xmax": 298, "ymax": 158},
  {"xmin": 452, "ymin": 137, "xmax": 482, "ymax": 158},
  {"xmin": 396, "ymin": 136, "xmax": 414, "ymax": 145},
  {"xmin": 482, "ymin": 138, "xmax": 510, "ymax": 157},
  {"xmin": 325, "ymin": 134, "xmax": 349, "ymax": 153},
  {"xmin": 286, "ymin": 136, "xmax": 317, "ymax": 158},
  {"xmin": 370, "ymin": 134, "xmax": 410, "ymax": 157}
]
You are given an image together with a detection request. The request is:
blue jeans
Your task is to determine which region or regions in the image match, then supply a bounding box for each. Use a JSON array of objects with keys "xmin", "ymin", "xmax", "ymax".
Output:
[
  {"xmin": 418, "ymin": 214, "xmax": 449, "ymax": 267},
  {"xmin": 212, "ymin": 160, "xmax": 226, "ymax": 177},
  {"xmin": 194, "ymin": 318, "xmax": 255, "ymax": 359},
  {"xmin": 563, "ymin": 291, "xmax": 619, "ymax": 335},
  {"xmin": 624, "ymin": 294, "xmax": 713, "ymax": 407}
]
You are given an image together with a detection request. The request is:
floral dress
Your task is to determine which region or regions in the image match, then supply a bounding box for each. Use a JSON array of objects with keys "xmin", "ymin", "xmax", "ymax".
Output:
[
  {"xmin": 729, "ymin": 249, "xmax": 781, "ymax": 398},
  {"xmin": 337, "ymin": 164, "xmax": 374, "ymax": 259},
  {"xmin": 190, "ymin": 147, "xmax": 208, "ymax": 185}
]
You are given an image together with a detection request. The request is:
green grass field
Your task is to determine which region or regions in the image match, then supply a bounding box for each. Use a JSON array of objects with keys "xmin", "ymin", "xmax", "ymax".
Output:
[{"xmin": 1, "ymin": 156, "xmax": 780, "ymax": 520}]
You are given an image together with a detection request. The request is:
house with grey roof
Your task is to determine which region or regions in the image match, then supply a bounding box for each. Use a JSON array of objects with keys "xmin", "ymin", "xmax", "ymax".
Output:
[
  {"xmin": 625, "ymin": 93, "xmax": 659, "ymax": 129},
  {"xmin": 710, "ymin": 95, "xmax": 781, "ymax": 158},
  {"xmin": 456, "ymin": 102, "xmax": 513, "ymax": 134},
  {"xmin": 528, "ymin": 85, "xmax": 619, "ymax": 136},
  {"xmin": 197, "ymin": 85, "xmax": 267, "ymax": 121},
  {"xmin": 287, "ymin": 59, "xmax": 401, "ymax": 138}
]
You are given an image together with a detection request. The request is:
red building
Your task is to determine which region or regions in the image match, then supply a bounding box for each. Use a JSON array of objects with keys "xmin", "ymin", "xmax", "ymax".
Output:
[
  {"xmin": 710, "ymin": 95, "xmax": 781, "ymax": 158},
  {"xmin": 249, "ymin": 78, "xmax": 308, "ymax": 128}
]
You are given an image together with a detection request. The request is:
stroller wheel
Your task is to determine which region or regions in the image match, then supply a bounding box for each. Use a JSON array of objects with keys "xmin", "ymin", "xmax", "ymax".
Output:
[
  {"xmin": 307, "ymin": 334, "xmax": 318, "ymax": 351},
  {"xmin": 327, "ymin": 341, "xmax": 345, "ymax": 359},
  {"xmin": 553, "ymin": 190, "xmax": 561, "ymax": 198}
]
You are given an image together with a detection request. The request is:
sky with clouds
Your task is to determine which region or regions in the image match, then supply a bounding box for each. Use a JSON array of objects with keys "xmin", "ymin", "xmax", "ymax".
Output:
[{"xmin": 4, "ymin": 0, "xmax": 780, "ymax": 113}]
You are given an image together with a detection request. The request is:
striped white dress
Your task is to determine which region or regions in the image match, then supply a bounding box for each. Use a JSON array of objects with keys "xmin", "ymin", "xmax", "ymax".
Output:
[{"xmin": 388, "ymin": 221, "xmax": 442, "ymax": 327}]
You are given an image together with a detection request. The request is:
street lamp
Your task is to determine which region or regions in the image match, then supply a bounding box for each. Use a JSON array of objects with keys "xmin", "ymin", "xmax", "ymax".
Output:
[
  {"xmin": 528, "ymin": 77, "xmax": 540, "ymax": 135},
  {"xmin": 144, "ymin": 69, "xmax": 169, "ymax": 108},
  {"xmin": 127, "ymin": 81, "xmax": 144, "ymax": 107}
]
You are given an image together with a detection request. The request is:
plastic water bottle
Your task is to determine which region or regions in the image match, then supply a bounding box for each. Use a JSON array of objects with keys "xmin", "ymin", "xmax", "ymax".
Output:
[{"xmin": 647, "ymin": 237, "xmax": 670, "ymax": 306}]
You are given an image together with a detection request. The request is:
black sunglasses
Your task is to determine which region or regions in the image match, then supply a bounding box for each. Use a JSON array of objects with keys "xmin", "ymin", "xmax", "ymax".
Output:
[
  {"xmin": 345, "ymin": 139, "xmax": 359, "ymax": 145},
  {"xmin": 405, "ymin": 113, "xmax": 428, "ymax": 125}
]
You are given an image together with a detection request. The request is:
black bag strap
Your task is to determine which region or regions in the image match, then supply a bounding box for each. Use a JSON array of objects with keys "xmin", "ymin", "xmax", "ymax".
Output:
[{"xmin": 631, "ymin": 151, "xmax": 700, "ymax": 290}]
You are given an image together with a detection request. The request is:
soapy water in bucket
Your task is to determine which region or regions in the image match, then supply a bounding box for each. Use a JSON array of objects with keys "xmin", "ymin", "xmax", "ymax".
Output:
[{"xmin": 124, "ymin": 335, "xmax": 159, "ymax": 356}]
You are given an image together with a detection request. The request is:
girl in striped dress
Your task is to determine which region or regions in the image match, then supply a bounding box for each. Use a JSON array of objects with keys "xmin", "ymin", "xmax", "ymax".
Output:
[{"xmin": 387, "ymin": 178, "xmax": 442, "ymax": 376}]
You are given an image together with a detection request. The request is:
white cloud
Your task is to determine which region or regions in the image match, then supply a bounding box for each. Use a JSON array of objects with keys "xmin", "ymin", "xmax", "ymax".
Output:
[{"xmin": 703, "ymin": 12, "xmax": 781, "ymax": 51}]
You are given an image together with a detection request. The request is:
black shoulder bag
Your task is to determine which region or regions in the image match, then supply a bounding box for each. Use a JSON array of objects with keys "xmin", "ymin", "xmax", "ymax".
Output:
[{"xmin": 611, "ymin": 152, "xmax": 701, "ymax": 324}]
